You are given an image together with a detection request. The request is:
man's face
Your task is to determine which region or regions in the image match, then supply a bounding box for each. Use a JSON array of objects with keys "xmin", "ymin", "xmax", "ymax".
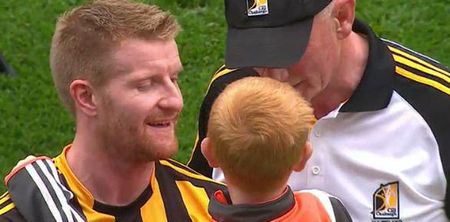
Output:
[
  {"xmin": 95, "ymin": 38, "xmax": 183, "ymax": 162},
  {"xmin": 256, "ymin": 14, "xmax": 339, "ymax": 102}
]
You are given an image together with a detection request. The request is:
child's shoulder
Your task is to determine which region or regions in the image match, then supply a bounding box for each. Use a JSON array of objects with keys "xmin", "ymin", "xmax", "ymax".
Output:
[{"xmin": 294, "ymin": 189, "xmax": 352, "ymax": 222}]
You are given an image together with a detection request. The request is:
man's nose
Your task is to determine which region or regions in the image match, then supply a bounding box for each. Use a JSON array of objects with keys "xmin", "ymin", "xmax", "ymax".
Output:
[
  {"xmin": 159, "ymin": 81, "xmax": 183, "ymax": 112},
  {"xmin": 258, "ymin": 68, "xmax": 289, "ymax": 82}
]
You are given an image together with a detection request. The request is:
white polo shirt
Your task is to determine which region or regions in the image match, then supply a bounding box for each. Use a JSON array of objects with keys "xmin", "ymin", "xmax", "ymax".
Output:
[
  {"xmin": 208, "ymin": 20, "xmax": 450, "ymax": 222},
  {"xmin": 287, "ymin": 20, "xmax": 450, "ymax": 221}
]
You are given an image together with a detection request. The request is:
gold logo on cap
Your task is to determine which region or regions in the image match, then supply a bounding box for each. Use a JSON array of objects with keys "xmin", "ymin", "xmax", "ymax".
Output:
[{"xmin": 247, "ymin": 0, "xmax": 269, "ymax": 17}]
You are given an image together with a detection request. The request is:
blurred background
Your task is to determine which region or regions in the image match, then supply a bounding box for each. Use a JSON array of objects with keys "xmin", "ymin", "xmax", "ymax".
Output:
[{"xmin": 0, "ymin": 0, "xmax": 449, "ymax": 192}]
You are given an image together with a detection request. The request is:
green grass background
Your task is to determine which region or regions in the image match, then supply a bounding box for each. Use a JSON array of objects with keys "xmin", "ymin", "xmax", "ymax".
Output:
[{"xmin": 0, "ymin": 0, "xmax": 448, "ymax": 192}]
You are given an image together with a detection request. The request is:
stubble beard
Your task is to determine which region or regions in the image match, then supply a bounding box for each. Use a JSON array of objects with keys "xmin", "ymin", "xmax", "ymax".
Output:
[{"xmin": 99, "ymin": 112, "xmax": 179, "ymax": 163}]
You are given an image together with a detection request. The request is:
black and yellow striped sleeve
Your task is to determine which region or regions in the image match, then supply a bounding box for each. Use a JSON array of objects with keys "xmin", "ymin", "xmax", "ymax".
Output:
[
  {"xmin": 0, "ymin": 193, "xmax": 26, "ymax": 222},
  {"xmin": 388, "ymin": 43, "xmax": 450, "ymax": 95},
  {"xmin": 387, "ymin": 40, "xmax": 450, "ymax": 217},
  {"xmin": 187, "ymin": 66, "xmax": 259, "ymax": 177},
  {"xmin": 4, "ymin": 157, "xmax": 85, "ymax": 222},
  {"xmin": 155, "ymin": 159, "xmax": 226, "ymax": 221}
]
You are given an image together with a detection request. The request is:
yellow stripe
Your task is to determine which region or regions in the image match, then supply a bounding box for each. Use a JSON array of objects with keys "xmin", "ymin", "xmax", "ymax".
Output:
[
  {"xmin": 160, "ymin": 160, "xmax": 225, "ymax": 185},
  {"xmin": 0, "ymin": 203, "xmax": 15, "ymax": 216},
  {"xmin": 388, "ymin": 46, "xmax": 449, "ymax": 77},
  {"xmin": 396, "ymin": 67, "xmax": 450, "ymax": 95},
  {"xmin": 187, "ymin": 132, "xmax": 200, "ymax": 165},
  {"xmin": 206, "ymin": 68, "xmax": 236, "ymax": 92},
  {"xmin": 141, "ymin": 170, "xmax": 167, "ymax": 221},
  {"xmin": 0, "ymin": 193, "xmax": 8, "ymax": 200},
  {"xmin": 176, "ymin": 181, "xmax": 212, "ymax": 221},
  {"xmin": 393, "ymin": 54, "xmax": 450, "ymax": 84},
  {"xmin": 0, "ymin": 194, "xmax": 10, "ymax": 206}
]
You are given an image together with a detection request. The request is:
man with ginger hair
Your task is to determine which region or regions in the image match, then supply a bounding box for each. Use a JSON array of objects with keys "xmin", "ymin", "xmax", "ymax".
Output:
[
  {"xmin": 201, "ymin": 77, "xmax": 352, "ymax": 221},
  {"xmin": 0, "ymin": 0, "xmax": 225, "ymax": 221}
]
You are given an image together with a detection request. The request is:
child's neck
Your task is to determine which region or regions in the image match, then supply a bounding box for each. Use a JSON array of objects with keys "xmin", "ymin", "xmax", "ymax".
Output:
[{"xmin": 227, "ymin": 184, "xmax": 288, "ymax": 205}]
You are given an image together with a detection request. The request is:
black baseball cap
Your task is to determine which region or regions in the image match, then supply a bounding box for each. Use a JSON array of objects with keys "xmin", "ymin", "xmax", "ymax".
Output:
[{"xmin": 225, "ymin": 0, "xmax": 332, "ymax": 68}]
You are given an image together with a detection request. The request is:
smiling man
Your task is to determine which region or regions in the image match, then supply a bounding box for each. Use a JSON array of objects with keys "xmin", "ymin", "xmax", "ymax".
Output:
[{"xmin": 0, "ymin": 0, "xmax": 225, "ymax": 221}]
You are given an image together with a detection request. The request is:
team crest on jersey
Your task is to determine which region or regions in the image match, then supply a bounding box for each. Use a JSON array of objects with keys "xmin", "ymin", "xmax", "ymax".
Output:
[
  {"xmin": 371, "ymin": 181, "xmax": 403, "ymax": 222},
  {"xmin": 247, "ymin": 0, "xmax": 269, "ymax": 16}
]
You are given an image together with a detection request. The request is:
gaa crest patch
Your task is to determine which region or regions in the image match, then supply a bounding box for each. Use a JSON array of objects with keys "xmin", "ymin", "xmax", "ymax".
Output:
[
  {"xmin": 371, "ymin": 181, "xmax": 403, "ymax": 222},
  {"xmin": 247, "ymin": 0, "xmax": 269, "ymax": 16}
]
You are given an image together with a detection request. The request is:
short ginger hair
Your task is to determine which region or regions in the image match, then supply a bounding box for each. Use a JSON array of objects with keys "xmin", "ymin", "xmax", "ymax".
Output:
[
  {"xmin": 207, "ymin": 77, "xmax": 314, "ymax": 193},
  {"xmin": 50, "ymin": 0, "xmax": 180, "ymax": 115}
]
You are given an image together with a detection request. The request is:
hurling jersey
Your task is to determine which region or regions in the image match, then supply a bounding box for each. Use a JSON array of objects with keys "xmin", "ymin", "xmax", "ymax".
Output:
[{"xmin": 0, "ymin": 145, "xmax": 226, "ymax": 222}]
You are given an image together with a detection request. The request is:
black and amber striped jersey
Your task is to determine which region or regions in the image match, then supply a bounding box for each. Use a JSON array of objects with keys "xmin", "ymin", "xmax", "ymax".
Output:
[
  {"xmin": 0, "ymin": 146, "xmax": 226, "ymax": 222},
  {"xmin": 188, "ymin": 66, "xmax": 259, "ymax": 177},
  {"xmin": 187, "ymin": 19, "xmax": 450, "ymax": 221}
]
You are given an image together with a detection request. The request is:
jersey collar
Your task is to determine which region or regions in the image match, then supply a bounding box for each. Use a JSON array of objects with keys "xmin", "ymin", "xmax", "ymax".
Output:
[
  {"xmin": 339, "ymin": 19, "xmax": 395, "ymax": 113},
  {"xmin": 209, "ymin": 186, "xmax": 295, "ymax": 221}
]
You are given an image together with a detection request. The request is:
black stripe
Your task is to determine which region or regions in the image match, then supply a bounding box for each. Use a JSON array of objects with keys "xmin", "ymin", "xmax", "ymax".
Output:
[
  {"xmin": 93, "ymin": 185, "xmax": 152, "ymax": 222},
  {"xmin": 385, "ymin": 40, "xmax": 450, "ymax": 73},
  {"xmin": 0, "ymin": 207, "xmax": 26, "ymax": 221},
  {"xmin": 42, "ymin": 160, "xmax": 84, "ymax": 222},
  {"xmin": 159, "ymin": 162, "xmax": 226, "ymax": 197},
  {"xmin": 329, "ymin": 196, "xmax": 352, "ymax": 222},
  {"xmin": 7, "ymin": 165, "xmax": 56, "ymax": 222},
  {"xmin": 188, "ymin": 67, "xmax": 259, "ymax": 177},
  {"xmin": 43, "ymin": 159, "xmax": 73, "ymax": 201},
  {"xmin": 396, "ymin": 62, "xmax": 450, "ymax": 89},
  {"xmin": 58, "ymin": 176, "xmax": 87, "ymax": 221},
  {"xmin": 33, "ymin": 161, "xmax": 69, "ymax": 222},
  {"xmin": 166, "ymin": 159, "xmax": 202, "ymax": 175},
  {"xmin": 390, "ymin": 50, "xmax": 449, "ymax": 77},
  {"xmin": 155, "ymin": 162, "xmax": 192, "ymax": 222}
]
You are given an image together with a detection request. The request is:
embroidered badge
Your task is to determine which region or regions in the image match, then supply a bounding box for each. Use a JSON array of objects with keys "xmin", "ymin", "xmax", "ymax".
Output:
[
  {"xmin": 371, "ymin": 181, "xmax": 403, "ymax": 222},
  {"xmin": 247, "ymin": 0, "xmax": 269, "ymax": 17}
]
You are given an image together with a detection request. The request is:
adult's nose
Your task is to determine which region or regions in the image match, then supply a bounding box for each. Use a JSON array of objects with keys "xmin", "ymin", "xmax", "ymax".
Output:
[
  {"xmin": 258, "ymin": 68, "xmax": 289, "ymax": 82},
  {"xmin": 159, "ymin": 80, "xmax": 183, "ymax": 113}
]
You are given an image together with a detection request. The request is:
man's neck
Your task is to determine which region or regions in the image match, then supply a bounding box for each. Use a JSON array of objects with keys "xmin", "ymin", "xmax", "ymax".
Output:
[
  {"xmin": 311, "ymin": 32, "xmax": 369, "ymax": 119},
  {"xmin": 67, "ymin": 134, "xmax": 154, "ymax": 206}
]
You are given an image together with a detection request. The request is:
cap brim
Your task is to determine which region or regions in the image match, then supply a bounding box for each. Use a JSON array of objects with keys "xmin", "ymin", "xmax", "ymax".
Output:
[{"xmin": 225, "ymin": 18, "xmax": 313, "ymax": 68}]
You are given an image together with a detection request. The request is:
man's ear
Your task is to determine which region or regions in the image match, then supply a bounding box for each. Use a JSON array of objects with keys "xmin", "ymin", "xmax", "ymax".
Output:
[
  {"xmin": 69, "ymin": 79, "xmax": 98, "ymax": 116},
  {"xmin": 201, "ymin": 137, "xmax": 219, "ymax": 168},
  {"xmin": 292, "ymin": 142, "xmax": 313, "ymax": 172},
  {"xmin": 333, "ymin": 0, "xmax": 355, "ymax": 40}
]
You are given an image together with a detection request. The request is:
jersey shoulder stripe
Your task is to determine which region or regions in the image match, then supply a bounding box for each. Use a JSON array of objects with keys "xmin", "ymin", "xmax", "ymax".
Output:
[
  {"xmin": 206, "ymin": 67, "xmax": 237, "ymax": 92},
  {"xmin": 383, "ymin": 38, "xmax": 445, "ymax": 67},
  {"xmin": 384, "ymin": 40, "xmax": 450, "ymax": 95},
  {"xmin": 160, "ymin": 159, "xmax": 225, "ymax": 186},
  {"xmin": 0, "ymin": 193, "xmax": 15, "ymax": 216},
  {"xmin": 0, "ymin": 194, "xmax": 25, "ymax": 222}
]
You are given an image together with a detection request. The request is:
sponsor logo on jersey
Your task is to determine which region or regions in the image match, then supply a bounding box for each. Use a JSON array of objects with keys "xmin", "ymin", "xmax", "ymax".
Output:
[
  {"xmin": 247, "ymin": 0, "xmax": 269, "ymax": 16},
  {"xmin": 371, "ymin": 181, "xmax": 403, "ymax": 222}
]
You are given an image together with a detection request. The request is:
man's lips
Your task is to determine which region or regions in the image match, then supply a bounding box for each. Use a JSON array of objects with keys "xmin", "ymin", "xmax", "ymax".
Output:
[
  {"xmin": 147, "ymin": 117, "xmax": 177, "ymax": 128},
  {"xmin": 148, "ymin": 121, "xmax": 171, "ymax": 127}
]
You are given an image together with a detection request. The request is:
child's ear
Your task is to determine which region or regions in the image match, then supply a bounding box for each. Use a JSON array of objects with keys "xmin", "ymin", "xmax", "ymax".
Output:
[
  {"xmin": 201, "ymin": 137, "xmax": 219, "ymax": 168},
  {"xmin": 292, "ymin": 142, "xmax": 313, "ymax": 172}
]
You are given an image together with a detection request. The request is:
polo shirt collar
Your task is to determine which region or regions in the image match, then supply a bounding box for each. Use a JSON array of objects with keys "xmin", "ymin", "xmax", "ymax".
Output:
[{"xmin": 339, "ymin": 19, "xmax": 395, "ymax": 113}]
